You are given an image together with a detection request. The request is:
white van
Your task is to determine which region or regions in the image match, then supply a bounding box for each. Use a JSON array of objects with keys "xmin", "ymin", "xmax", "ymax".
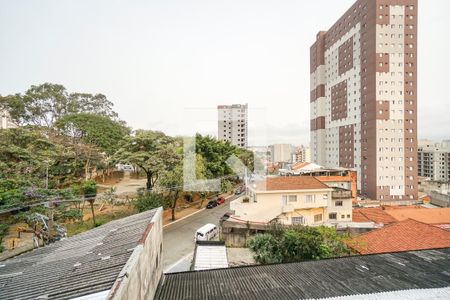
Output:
[{"xmin": 195, "ymin": 223, "xmax": 218, "ymax": 241}]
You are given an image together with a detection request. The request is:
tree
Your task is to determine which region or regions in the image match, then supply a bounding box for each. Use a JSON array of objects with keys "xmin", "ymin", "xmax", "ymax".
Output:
[
  {"xmin": 55, "ymin": 113, "xmax": 129, "ymax": 155},
  {"xmin": 114, "ymin": 130, "xmax": 181, "ymax": 191},
  {"xmin": 0, "ymin": 83, "xmax": 120, "ymax": 128},
  {"xmin": 159, "ymin": 154, "xmax": 206, "ymax": 221},
  {"xmin": 82, "ymin": 180, "xmax": 97, "ymax": 226},
  {"xmin": 247, "ymin": 225, "xmax": 351, "ymax": 264}
]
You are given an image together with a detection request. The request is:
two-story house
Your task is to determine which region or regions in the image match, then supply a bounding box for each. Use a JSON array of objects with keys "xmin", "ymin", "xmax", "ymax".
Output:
[{"xmin": 230, "ymin": 176, "xmax": 352, "ymax": 226}]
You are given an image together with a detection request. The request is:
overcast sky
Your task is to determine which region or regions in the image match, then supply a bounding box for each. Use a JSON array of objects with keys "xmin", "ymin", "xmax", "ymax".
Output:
[{"xmin": 1, "ymin": 0, "xmax": 449, "ymax": 146}]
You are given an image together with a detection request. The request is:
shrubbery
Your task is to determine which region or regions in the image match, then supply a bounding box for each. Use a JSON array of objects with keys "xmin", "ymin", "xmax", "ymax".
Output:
[
  {"xmin": 134, "ymin": 193, "xmax": 165, "ymax": 212},
  {"xmin": 247, "ymin": 224, "xmax": 351, "ymax": 264}
]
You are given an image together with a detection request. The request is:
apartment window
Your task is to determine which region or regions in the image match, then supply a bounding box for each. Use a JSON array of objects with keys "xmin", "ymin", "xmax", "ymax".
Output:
[
  {"xmin": 292, "ymin": 216, "xmax": 305, "ymax": 225},
  {"xmin": 329, "ymin": 213, "xmax": 337, "ymax": 220},
  {"xmin": 288, "ymin": 195, "xmax": 297, "ymax": 202},
  {"xmin": 314, "ymin": 214, "xmax": 323, "ymax": 222},
  {"xmin": 335, "ymin": 200, "xmax": 343, "ymax": 207},
  {"xmin": 305, "ymin": 195, "xmax": 315, "ymax": 203}
]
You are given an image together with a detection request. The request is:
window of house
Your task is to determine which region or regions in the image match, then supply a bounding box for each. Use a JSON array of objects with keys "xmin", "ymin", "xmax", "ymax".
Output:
[
  {"xmin": 335, "ymin": 200, "xmax": 343, "ymax": 207},
  {"xmin": 329, "ymin": 213, "xmax": 337, "ymax": 220},
  {"xmin": 314, "ymin": 214, "xmax": 323, "ymax": 222},
  {"xmin": 347, "ymin": 214, "xmax": 351, "ymax": 218},
  {"xmin": 288, "ymin": 195, "xmax": 297, "ymax": 202},
  {"xmin": 323, "ymin": 194, "xmax": 328, "ymax": 200},
  {"xmin": 292, "ymin": 216, "xmax": 305, "ymax": 225},
  {"xmin": 305, "ymin": 195, "xmax": 315, "ymax": 203}
]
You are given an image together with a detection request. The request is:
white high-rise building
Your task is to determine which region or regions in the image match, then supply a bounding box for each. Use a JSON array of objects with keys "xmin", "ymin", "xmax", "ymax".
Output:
[
  {"xmin": 0, "ymin": 110, "xmax": 16, "ymax": 129},
  {"xmin": 218, "ymin": 104, "xmax": 248, "ymax": 147},
  {"xmin": 418, "ymin": 140, "xmax": 450, "ymax": 182},
  {"xmin": 270, "ymin": 144, "xmax": 294, "ymax": 163}
]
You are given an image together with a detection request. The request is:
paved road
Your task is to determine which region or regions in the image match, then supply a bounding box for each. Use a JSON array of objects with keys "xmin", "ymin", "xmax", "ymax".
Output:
[{"xmin": 163, "ymin": 195, "xmax": 238, "ymax": 270}]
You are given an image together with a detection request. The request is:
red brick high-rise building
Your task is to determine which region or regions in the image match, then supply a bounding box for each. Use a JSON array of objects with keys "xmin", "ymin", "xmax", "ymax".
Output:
[{"xmin": 310, "ymin": 0, "xmax": 418, "ymax": 202}]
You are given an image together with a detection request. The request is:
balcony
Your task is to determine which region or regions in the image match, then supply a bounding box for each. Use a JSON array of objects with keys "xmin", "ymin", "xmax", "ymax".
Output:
[{"xmin": 332, "ymin": 188, "xmax": 352, "ymax": 200}]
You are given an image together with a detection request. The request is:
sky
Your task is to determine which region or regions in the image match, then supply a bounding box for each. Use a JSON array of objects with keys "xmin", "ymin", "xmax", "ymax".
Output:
[{"xmin": 1, "ymin": 0, "xmax": 449, "ymax": 146}]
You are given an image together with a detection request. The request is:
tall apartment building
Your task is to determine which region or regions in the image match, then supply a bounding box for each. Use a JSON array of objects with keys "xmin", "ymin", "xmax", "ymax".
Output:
[
  {"xmin": 0, "ymin": 109, "xmax": 16, "ymax": 129},
  {"xmin": 418, "ymin": 140, "xmax": 450, "ymax": 181},
  {"xmin": 293, "ymin": 146, "xmax": 311, "ymax": 163},
  {"xmin": 217, "ymin": 104, "xmax": 248, "ymax": 147},
  {"xmin": 270, "ymin": 144, "xmax": 294, "ymax": 163},
  {"xmin": 310, "ymin": 0, "xmax": 418, "ymax": 201}
]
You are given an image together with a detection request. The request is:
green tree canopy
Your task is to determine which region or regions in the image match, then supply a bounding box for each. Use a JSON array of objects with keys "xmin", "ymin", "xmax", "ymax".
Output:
[
  {"xmin": 114, "ymin": 130, "xmax": 181, "ymax": 190},
  {"xmin": 248, "ymin": 224, "xmax": 351, "ymax": 264},
  {"xmin": 0, "ymin": 83, "xmax": 120, "ymax": 127},
  {"xmin": 55, "ymin": 113, "xmax": 129, "ymax": 155}
]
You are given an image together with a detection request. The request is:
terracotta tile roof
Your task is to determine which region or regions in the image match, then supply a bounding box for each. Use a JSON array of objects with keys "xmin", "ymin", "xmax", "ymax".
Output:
[
  {"xmin": 352, "ymin": 207, "xmax": 397, "ymax": 225},
  {"xmin": 291, "ymin": 162, "xmax": 310, "ymax": 170},
  {"xmin": 384, "ymin": 207, "xmax": 450, "ymax": 225},
  {"xmin": 348, "ymin": 219, "xmax": 450, "ymax": 254},
  {"xmin": 252, "ymin": 176, "xmax": 330, "ymax": 191}
]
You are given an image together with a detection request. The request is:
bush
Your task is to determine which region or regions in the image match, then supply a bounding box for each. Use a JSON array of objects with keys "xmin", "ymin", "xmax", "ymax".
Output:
[
  {"xmin": 134, "ymin": 193, "xmax": 164, "ymax": 212},
  {"xmin": 247, "ymin": 233, "xmax": 282, "ymax": 264},
  {"xmin": 0, "ymin": 223, "xmax": 9, "ymax": 253},
  {"xmin": 248, "ymin": 224, "xmax": 351, "ymax": 264},
  {"xmin": 82, "ymin": 180, "xmax": 97, "ymax": 198}
]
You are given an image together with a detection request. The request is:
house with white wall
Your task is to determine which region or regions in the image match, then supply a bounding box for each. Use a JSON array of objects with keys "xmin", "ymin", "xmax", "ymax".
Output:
[{"xmin": 230, "ymin": 176, "xmax": 352, "ymax": 226}]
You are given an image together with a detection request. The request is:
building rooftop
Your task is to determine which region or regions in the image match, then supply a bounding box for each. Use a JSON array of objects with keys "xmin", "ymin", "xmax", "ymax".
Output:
[
  {"xmin": 352, "ymin": 207, "xmax": 397, "ymax": 225},
  {"xmin": 348, "ymin": 219, "xmax": 450, "ymax": 255},
  {"xmin": 0, "ymin": 209, "xmax": 159, "ymax": 300},
  {"xmin": 384, "ymin": 207, "xmax": 450, "ymax": 225},
  {"xmin": 251, "ymin": 176, "xmax": 330, "ymax": 191},
  {"xmin": 156, "ymin": 248, "xmax": 450, "ymax": 300}
]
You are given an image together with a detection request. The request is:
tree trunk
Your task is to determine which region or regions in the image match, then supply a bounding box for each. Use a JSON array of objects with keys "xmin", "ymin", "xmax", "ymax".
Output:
[
  {"xmin": 171, "ymin": 190, "xmax": 180, "ymax": 221},
  {"xmin": 89, "ymin": 200, "xmax": 96, "ymax": 226},
  {"xmin": 146, "ymin": 172, "xmax": 153, "ymax": 190}
]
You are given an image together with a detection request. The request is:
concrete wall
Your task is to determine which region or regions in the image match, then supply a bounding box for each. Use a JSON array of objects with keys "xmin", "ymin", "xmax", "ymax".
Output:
[
  {"xmin": 430, "ymin": 191, "xmax": 450, "ymax": 208},
  {"xmin": 109, "ymin": 207, "xmax": 163, "ymax": 300}
]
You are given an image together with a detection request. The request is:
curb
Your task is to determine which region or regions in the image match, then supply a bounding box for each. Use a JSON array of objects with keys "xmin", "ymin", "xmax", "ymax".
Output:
[{"xmin": 162, "ymin": 194, "xmax": 235, "ymax": 228}]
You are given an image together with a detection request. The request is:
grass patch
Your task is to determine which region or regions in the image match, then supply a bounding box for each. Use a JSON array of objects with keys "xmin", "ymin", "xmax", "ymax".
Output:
[{"xmin": 65, "ymin": 205, "xmax": 138, "ymax": 237}]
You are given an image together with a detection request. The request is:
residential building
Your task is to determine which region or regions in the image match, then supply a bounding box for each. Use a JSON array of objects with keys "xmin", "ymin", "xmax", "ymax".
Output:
[
  {"xmin": 348, "ymin": 219, "xmax": 450, "ymax": 254},
  {"xmin": 281, "ymin": 165, "xmax": 358, "ymax": 202},
  {"xmin": 230, "ymin": 176, "xmax": 352, "ymax": 225},
  {"xmin": 0, "ymin": 109, "xmax": 16, "ymax": 129},
  {"xmin": 310, "ymin": 0, "xmax": 418, "ymax": 202},
  {"xmin": 418, "ymin": 140, "xmax": 450, "ymax": 181},
  {"xmin": 0, "ymin": 208, "xmax": 163, "ymax": 300},
  {"xmin": 270, "ymin": 143, "xmax": 294, "ymax": 163},
  {"xmin": 292, "ymin": 145, "xmax": 311, "ymax": 163},
  {"xmin": 217, "ymin": 104, "xmax": 248, "ymax": 147},
  {"xmin": 156, "ymin": 248, "xmax": 450, "ymax": 300}
]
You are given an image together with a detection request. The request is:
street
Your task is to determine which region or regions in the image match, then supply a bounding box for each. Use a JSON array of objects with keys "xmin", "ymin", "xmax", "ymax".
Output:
[{"xmin": 162, "ymin": 194, "xmax": 238, "ymax": 271}]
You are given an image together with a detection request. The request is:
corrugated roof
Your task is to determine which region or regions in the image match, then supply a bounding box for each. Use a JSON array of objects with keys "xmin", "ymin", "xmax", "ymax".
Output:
[
  {"xmin": 155, "ymin": 248, "xmax": 450, "ymax": 300},
  {"xmin": 252, "ymin": 176, "xmax": 330, "ymax": 191},
  {"xmin": 348, "ymin": 219, "xmax": 450, "ymax": 255},
  {"xmin": 0, "ymin": 209, "xmax": 157, "ymax": 300}
]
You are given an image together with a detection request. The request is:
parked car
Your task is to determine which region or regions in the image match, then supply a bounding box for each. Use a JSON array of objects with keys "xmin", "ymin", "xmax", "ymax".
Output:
[
  {"xmin": 235, "ymin": 186, "xmax": 245, "ymax": 195},
  {"xmin": 216, "ymin": 197, "xmax": 225, "ymax": 205},
  {"xmin": 220, "ymin": 212, "xmax": 232, "ymax": 221},
  {"xmin": 206, "ymin": 200, "xmax": 218, "ymax": 209}
]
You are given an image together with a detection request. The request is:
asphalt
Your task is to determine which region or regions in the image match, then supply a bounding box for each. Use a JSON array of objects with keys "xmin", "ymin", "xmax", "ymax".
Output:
[{"xmin": 162, "ymin": 194, "xmax": 239, "ymax": 270}]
